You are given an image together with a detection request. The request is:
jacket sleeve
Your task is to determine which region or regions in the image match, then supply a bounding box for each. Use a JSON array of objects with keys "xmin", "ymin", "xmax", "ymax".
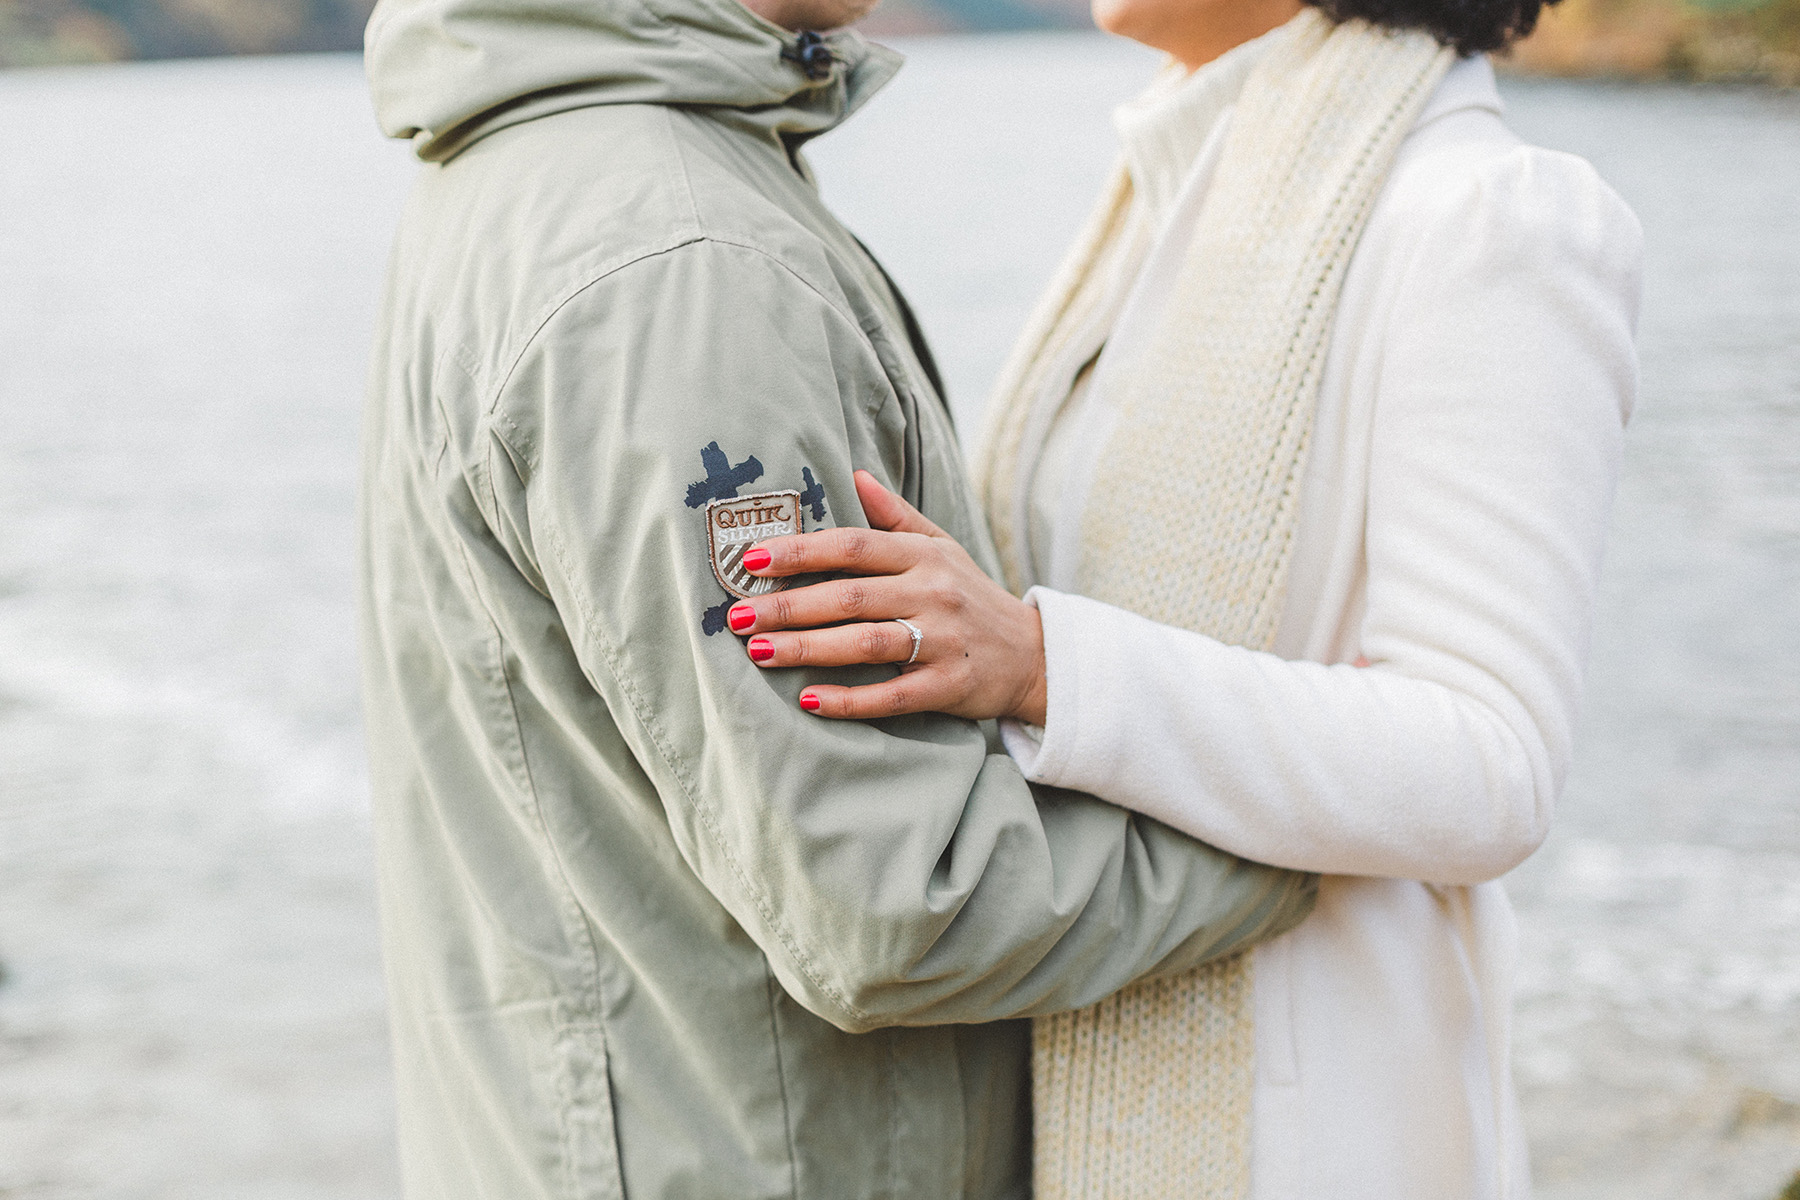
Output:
[
  {"xmin": 485, "ymin": 238, "xmax": 1316, "ymax": 1035},
  {"xmin": 1007, "ymin": 146, "xmax": 1642, "ymax": 886}
]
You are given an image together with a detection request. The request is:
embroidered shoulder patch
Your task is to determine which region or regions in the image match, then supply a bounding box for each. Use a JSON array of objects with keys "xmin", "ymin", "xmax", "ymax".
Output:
[{"xmin": 706, "ymin": 490, "xmax": 802, "ymax": 599}]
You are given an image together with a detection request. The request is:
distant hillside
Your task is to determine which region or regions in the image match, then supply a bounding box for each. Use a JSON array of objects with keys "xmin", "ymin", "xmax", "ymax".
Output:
[
  {"xmin": 0, "ymin": 0, "xmax": 1794, "ymax": 82},
  {"xmin": 0, "ymin": 0, "xmax": 375, "ymax": 64},
  {"xmin": 0, "ymin": 0, "xmax": 1088, "ymax": 65},
  {"xmin": 859, "ymin": 0, "xmax": 1089, "ymax": 34},
  {"xmin": 1508, "ymin": 0, "xmax": 1798, "ymax": 84}
]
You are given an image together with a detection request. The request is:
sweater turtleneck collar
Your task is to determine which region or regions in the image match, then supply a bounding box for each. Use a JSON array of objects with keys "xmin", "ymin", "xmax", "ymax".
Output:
[{"xmin": 1112, "ymin": 16, "xmax": 1297, "ymax": 227}]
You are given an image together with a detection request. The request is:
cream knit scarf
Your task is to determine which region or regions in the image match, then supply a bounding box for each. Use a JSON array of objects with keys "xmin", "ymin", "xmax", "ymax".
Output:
[{"xmin": 973, "ymin": 13, "xmax": 1451, "ymax": 1197}]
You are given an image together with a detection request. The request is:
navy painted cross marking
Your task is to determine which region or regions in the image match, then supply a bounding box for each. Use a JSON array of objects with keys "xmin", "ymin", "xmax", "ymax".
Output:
[
  {"xmin": 685, "ymin": 442, "xmax": 763, "ymax": 509},
  {"xmin": 701, "ymin": 598, "xmax": 734, "ymax": 637},
  {"xmin": 798, "ymin": 467, "xmax": 827, "ymax": 523}
]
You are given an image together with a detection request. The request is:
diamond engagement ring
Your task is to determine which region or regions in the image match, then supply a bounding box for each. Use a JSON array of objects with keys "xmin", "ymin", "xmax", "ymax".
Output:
[{"xmin": 893, "ymin": 618, "xmax": 924, "ymax": 666}]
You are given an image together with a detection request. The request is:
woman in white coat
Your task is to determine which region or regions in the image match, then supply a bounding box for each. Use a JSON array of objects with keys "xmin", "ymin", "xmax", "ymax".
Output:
[{"xmin": 722, "ymin": 0, "xmax": 1642, "ymax": 1190}]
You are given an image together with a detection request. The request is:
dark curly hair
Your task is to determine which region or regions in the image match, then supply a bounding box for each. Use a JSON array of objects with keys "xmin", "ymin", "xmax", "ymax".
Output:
[{"xmin": 1307, "ymin": 0, "xmax": 1556, "ymax": 56}]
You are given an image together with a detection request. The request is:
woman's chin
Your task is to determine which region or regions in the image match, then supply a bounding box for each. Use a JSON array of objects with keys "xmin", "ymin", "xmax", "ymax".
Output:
[
  {"xmin": 1089, "ymin": 0, "xmax": 1136, "ymax": 39},
  {"xmin": 1088, "ymin": 0, "xmax": 1185, "ymax": 58}
]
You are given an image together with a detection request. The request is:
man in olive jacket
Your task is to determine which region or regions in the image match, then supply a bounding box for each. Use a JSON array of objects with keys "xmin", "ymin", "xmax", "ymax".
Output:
[{"xmin": 359, "ymin": 0, "xmax": 1317, "ymax": 1195}]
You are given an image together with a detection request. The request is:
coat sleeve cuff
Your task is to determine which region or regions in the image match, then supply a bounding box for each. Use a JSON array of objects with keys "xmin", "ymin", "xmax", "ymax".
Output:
[{"xmin": 1000, "ymin": 586, "xmax": 1100, "ymax": 787}]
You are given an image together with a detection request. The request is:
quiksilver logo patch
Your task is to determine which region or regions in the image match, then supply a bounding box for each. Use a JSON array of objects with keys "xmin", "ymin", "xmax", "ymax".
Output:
[{"xmin": 706, "ymin": 490, "xmax": 801, "ymax": 599}]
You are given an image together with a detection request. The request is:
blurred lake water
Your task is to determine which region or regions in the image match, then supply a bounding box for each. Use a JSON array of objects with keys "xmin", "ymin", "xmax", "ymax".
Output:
[{"xmin": 0, "ymin": 35, "xmax": 1796, "ymax": 1200}]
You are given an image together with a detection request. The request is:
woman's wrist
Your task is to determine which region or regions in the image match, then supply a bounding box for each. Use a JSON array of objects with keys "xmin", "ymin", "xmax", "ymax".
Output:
[{"xmin": 1008, "ymin": 602, "xmax": 1049, "ymax": 726}]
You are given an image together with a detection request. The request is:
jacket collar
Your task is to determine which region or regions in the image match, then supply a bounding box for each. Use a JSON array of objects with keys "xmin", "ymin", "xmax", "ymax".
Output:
[
  {"xmin": 367, "ymin": 0, "xmax": 902, "ymax": 162},
  {"xmin": 1414, "ymin": 52, "xmax": 1504, "ymax": 128}
]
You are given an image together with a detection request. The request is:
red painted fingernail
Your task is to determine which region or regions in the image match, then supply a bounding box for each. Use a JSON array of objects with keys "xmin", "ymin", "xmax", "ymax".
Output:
[
  {"xmin": 799, "ymin": 693, "xmax": 820, "ymax": 712},
  {"xmin": 742, "ymin": 548, "xmax": 772, "ymax": 572},
  {"xmin": 728, "ymin": 605, "xmax": 755, "ymax": 633},
  {"xmin": 748, "ymin": 638, "xmax": 774, "ymax": 663}
]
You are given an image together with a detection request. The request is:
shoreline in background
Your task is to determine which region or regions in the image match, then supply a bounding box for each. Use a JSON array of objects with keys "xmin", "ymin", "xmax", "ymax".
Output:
[
  {"xmin": 0, "ymin": 0, "xmax": 1796, "ymax": 83},
  {"xmin": 1503, "ymin": 0, "xmax": 1800, "ymax": 86}
]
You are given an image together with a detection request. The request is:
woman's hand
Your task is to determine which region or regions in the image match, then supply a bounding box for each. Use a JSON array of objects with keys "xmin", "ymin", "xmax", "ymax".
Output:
[{"xmin": 724, "ymin": 470, "xmax": 1048, "ymax": 724}]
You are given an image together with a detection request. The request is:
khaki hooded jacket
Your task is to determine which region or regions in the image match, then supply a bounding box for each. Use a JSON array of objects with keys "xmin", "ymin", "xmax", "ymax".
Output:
[{"xmin": 359, "ymin": 1, "xmax": 1318, "ymax": 1196}]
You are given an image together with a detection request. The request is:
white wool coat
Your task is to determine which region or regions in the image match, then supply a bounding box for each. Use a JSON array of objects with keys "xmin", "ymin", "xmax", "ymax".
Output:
[{"xmin": 999, "ymin": 56, "xmax": 1643, "ymax": 1198}]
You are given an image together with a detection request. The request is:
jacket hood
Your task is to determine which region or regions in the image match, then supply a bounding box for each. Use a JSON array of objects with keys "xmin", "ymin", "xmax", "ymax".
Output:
[{"xmin": 366, "ymin": 0, "xmax": 902, "ymax": 161}]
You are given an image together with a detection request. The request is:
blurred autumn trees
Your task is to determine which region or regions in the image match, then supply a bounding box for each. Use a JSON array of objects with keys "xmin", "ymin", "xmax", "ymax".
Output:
[
  {"xmin": 0, "ymin": 0, "xmax": 374, "ymax": 65},
  {"xmin": 1512, "ymin": 0, "xmax": 1800, "ymax": 83},
  {"xmin": 0, "ymin": 0, "xmax": 1794, "ymax": 80}
]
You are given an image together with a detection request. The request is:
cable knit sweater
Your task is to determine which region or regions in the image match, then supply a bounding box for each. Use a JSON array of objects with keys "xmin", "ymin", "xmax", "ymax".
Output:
[{"xmin": 996, "ymin": 52, "xmax": 1642, "ymax": 1199}]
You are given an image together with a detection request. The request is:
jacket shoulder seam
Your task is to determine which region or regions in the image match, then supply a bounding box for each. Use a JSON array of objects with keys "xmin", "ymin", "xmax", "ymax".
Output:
[
  {"xmin": 663, "ymin": 106, "xmax": 707, "ymax": 235},
  {"xmin": 479, "ymin": 233, "xmax": 708, "ymax": 472},
  {"xmin": 687, "ymin": 234, "xmax": 874, "ymax": 352},
  {"xmin": 485, "ymin": 234, "xmax": 890, "ymax": 473}
]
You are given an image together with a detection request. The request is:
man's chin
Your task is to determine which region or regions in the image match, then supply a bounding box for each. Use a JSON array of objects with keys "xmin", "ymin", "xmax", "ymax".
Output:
[
  {"xmin": 741, "ymin": 0, "xmax": 883, "ymax": 32},
  {"xmin": 813, "ymin": 0, "xmax": 884, "ymax": 32}
]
